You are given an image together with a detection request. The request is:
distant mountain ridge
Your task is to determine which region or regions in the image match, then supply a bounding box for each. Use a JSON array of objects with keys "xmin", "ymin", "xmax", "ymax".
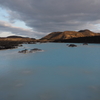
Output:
[
  {"xmin": 1, "ymin": 29, "xmax": 100, "ymax": 43},
  {"xmin": 7, "ymin": 35, "xmax": 24, "ymax": 38},
  {"xmin": 40, "ymin": 29, "xmax": 100, "ymax": 42},
  {"xmin": 0, "ymin": 35, "xmax": 36, "ymax": 43}
]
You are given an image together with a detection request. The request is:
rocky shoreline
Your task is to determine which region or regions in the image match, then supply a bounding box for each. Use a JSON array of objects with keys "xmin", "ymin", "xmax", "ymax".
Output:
[
  {"xmin": 53, "ymin": 36, "xmax": 100, "ymax": 43},
  {"xmin": 0, "ymin": 41, "xmax": 22, "ymax": 50},
  {"xmin": 0, "ymin": 36, "xmax": 36, "ymax": 50}
]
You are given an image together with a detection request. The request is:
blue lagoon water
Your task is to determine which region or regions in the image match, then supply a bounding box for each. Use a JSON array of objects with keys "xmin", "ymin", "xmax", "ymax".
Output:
[{"xmin": 0, "ymin": 43, "xmax": 100, "ymax": 100}]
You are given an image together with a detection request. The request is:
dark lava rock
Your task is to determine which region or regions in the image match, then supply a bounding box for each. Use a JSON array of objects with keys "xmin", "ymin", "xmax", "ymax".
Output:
[
  {"xmin": 29, "ymin": 48, "xmax": 43, "ymax": 53},
  {"xmin": 18, "ymin": 44, "xmax": 23, "ymax": 47},
  {"xmin": 18, "ymin": 48, "xmax": 44, "ymax": 54},
  {"xmin": 83, "ymin": 43, "xmax": 88, "ymax": 45},
  {"xmin": 0, "ymin": 41, "xmax": 22, "ymax": 50},
  {"xmin": 68, "ymin": 44, "xmax": 77, "ymax": 47},
  {"xmin": 18, "ymin": 49, "xmax": 28, "ymax": 53}
]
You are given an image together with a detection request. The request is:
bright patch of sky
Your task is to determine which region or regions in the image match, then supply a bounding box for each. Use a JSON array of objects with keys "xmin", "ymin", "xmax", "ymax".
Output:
[
  {"xmin": 95, "ymin": 24, "xmax": 100, "ymax": 29},
  {"xmin": 0, "ymin": 7, "xmax": 9, "ymax": 21},
  {"xmin": 0, "ymin": 7, "xmax": 31, "ymax": 29},
  {"xmin": 0, "ymin": 7, "xmax": 34, "ymax": 37},
  {"xmin": 13, "ymin": 20, "xmax": 32, "ymax": 29},
  {"xmin": 0, "ymin": 32, "xmax": 15, "ymax": 37},
  {"xmin": 94, "ymin": 24, "xmax": 100, "ymax": 33}
]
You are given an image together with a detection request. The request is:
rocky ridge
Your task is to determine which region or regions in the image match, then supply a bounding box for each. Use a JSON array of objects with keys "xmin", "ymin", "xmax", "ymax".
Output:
[{"xmin": 39, "ymin": 29, "xmax": 100, "ymax": 42}]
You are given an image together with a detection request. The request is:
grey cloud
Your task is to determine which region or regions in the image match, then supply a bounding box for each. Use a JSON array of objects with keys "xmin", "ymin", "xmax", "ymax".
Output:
[
  {"xmin": 0, "ymin": 21, "xmax": 44, "ymax": 38},
  {"xmin": 0, "ymin": 0, "xmax": 100, "ymax": 37}
]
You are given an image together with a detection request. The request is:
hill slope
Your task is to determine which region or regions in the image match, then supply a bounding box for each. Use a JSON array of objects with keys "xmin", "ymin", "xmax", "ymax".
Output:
[{"xmin": 40, "ymin": 29, "xmax": 100, "ymax": 42}]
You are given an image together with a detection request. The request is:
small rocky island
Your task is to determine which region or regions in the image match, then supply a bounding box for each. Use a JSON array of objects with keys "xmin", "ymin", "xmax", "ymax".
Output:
[
  {"xmin": 67, "ymin": 44, "xmax": 77, "ymax": 47},
  {"xmin": 18, "ymin": 48, "xmax": 44, "ymax": 54}
]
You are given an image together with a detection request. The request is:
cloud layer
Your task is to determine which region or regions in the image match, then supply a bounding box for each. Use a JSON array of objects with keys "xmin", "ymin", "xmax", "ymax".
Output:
[
  {"xmin": 0, "ymin": 0, "xmax": 100, "ymax": 37},
  {"xmin": 0, "ymin": 20, "xmax": 45, "ymax": 38}
]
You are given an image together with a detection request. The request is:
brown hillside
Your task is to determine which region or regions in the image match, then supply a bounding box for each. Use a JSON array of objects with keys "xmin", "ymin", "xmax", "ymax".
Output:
[
  {"xmin": 0, "ymin": 37, "xmax": 36, "ymax": 42},
  {"xmin": 40, "ymin": 29, "xmax": 100, "ymax": 42}
]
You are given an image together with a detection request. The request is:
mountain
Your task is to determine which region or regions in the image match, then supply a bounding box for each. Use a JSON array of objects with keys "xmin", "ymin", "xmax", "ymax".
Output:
[
  {"xmin": 7, "ymin": 35, "xmax": 24, "ymax": 38},
  {"xmin": 39, "ymin": 29, "xmax": 100, "ymax": 42}
]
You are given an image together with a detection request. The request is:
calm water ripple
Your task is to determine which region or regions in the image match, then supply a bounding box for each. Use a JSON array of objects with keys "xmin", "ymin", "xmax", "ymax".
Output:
[{"xmin": 0, "ymin": 43, "xmax": 100, "ymax": 100}]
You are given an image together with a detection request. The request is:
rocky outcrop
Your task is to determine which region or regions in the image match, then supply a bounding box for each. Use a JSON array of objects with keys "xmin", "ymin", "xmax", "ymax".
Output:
[
  {"xmin": 39, "ymin": 29, "xmax": 100, "ymax": 42},
  {"xmin": 18, "ymin": 49, "xmax": 28, "ymax": 53},
  {"xmin": 67, "ymin": 44, "xmax": 77, "ymax": 47},
  {"xmin": 29, "ymin": 48, "xmax": 44, "ymax": 52},
  {"xmin": 54, "ymin": 36, "xmax": 100, "ymax": 43},
  {"xmin": 0, "ymin": 36, "xmax": 36, "ymax": 50},
  {"xmin": 18, "ymin": 48, "xmax": 44, "ymax": 54},
  {"xmin": 0, "ymin": 41, "xmax": 22, "ymax": 50},
  {"xmin": 83, "ymin": 43, "xmax": 88, "ymax": 45}
]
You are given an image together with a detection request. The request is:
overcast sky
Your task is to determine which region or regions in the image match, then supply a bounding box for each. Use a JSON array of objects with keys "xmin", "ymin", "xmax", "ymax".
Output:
[{"xmin": 0, "ymin": 0, "xmax": 100, "ymax": 38}]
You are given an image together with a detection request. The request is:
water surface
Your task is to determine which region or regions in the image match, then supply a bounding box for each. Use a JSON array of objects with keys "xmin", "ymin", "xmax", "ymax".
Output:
[{"xmin": 0, "ymin": 43, "xmax": 100, "ymax": 100}]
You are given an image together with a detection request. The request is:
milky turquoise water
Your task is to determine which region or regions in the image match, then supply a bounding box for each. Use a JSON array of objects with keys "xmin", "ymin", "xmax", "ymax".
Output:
[{"xmin": 0, "ymin": 43, "xmax": 100, "ymax": 100}]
